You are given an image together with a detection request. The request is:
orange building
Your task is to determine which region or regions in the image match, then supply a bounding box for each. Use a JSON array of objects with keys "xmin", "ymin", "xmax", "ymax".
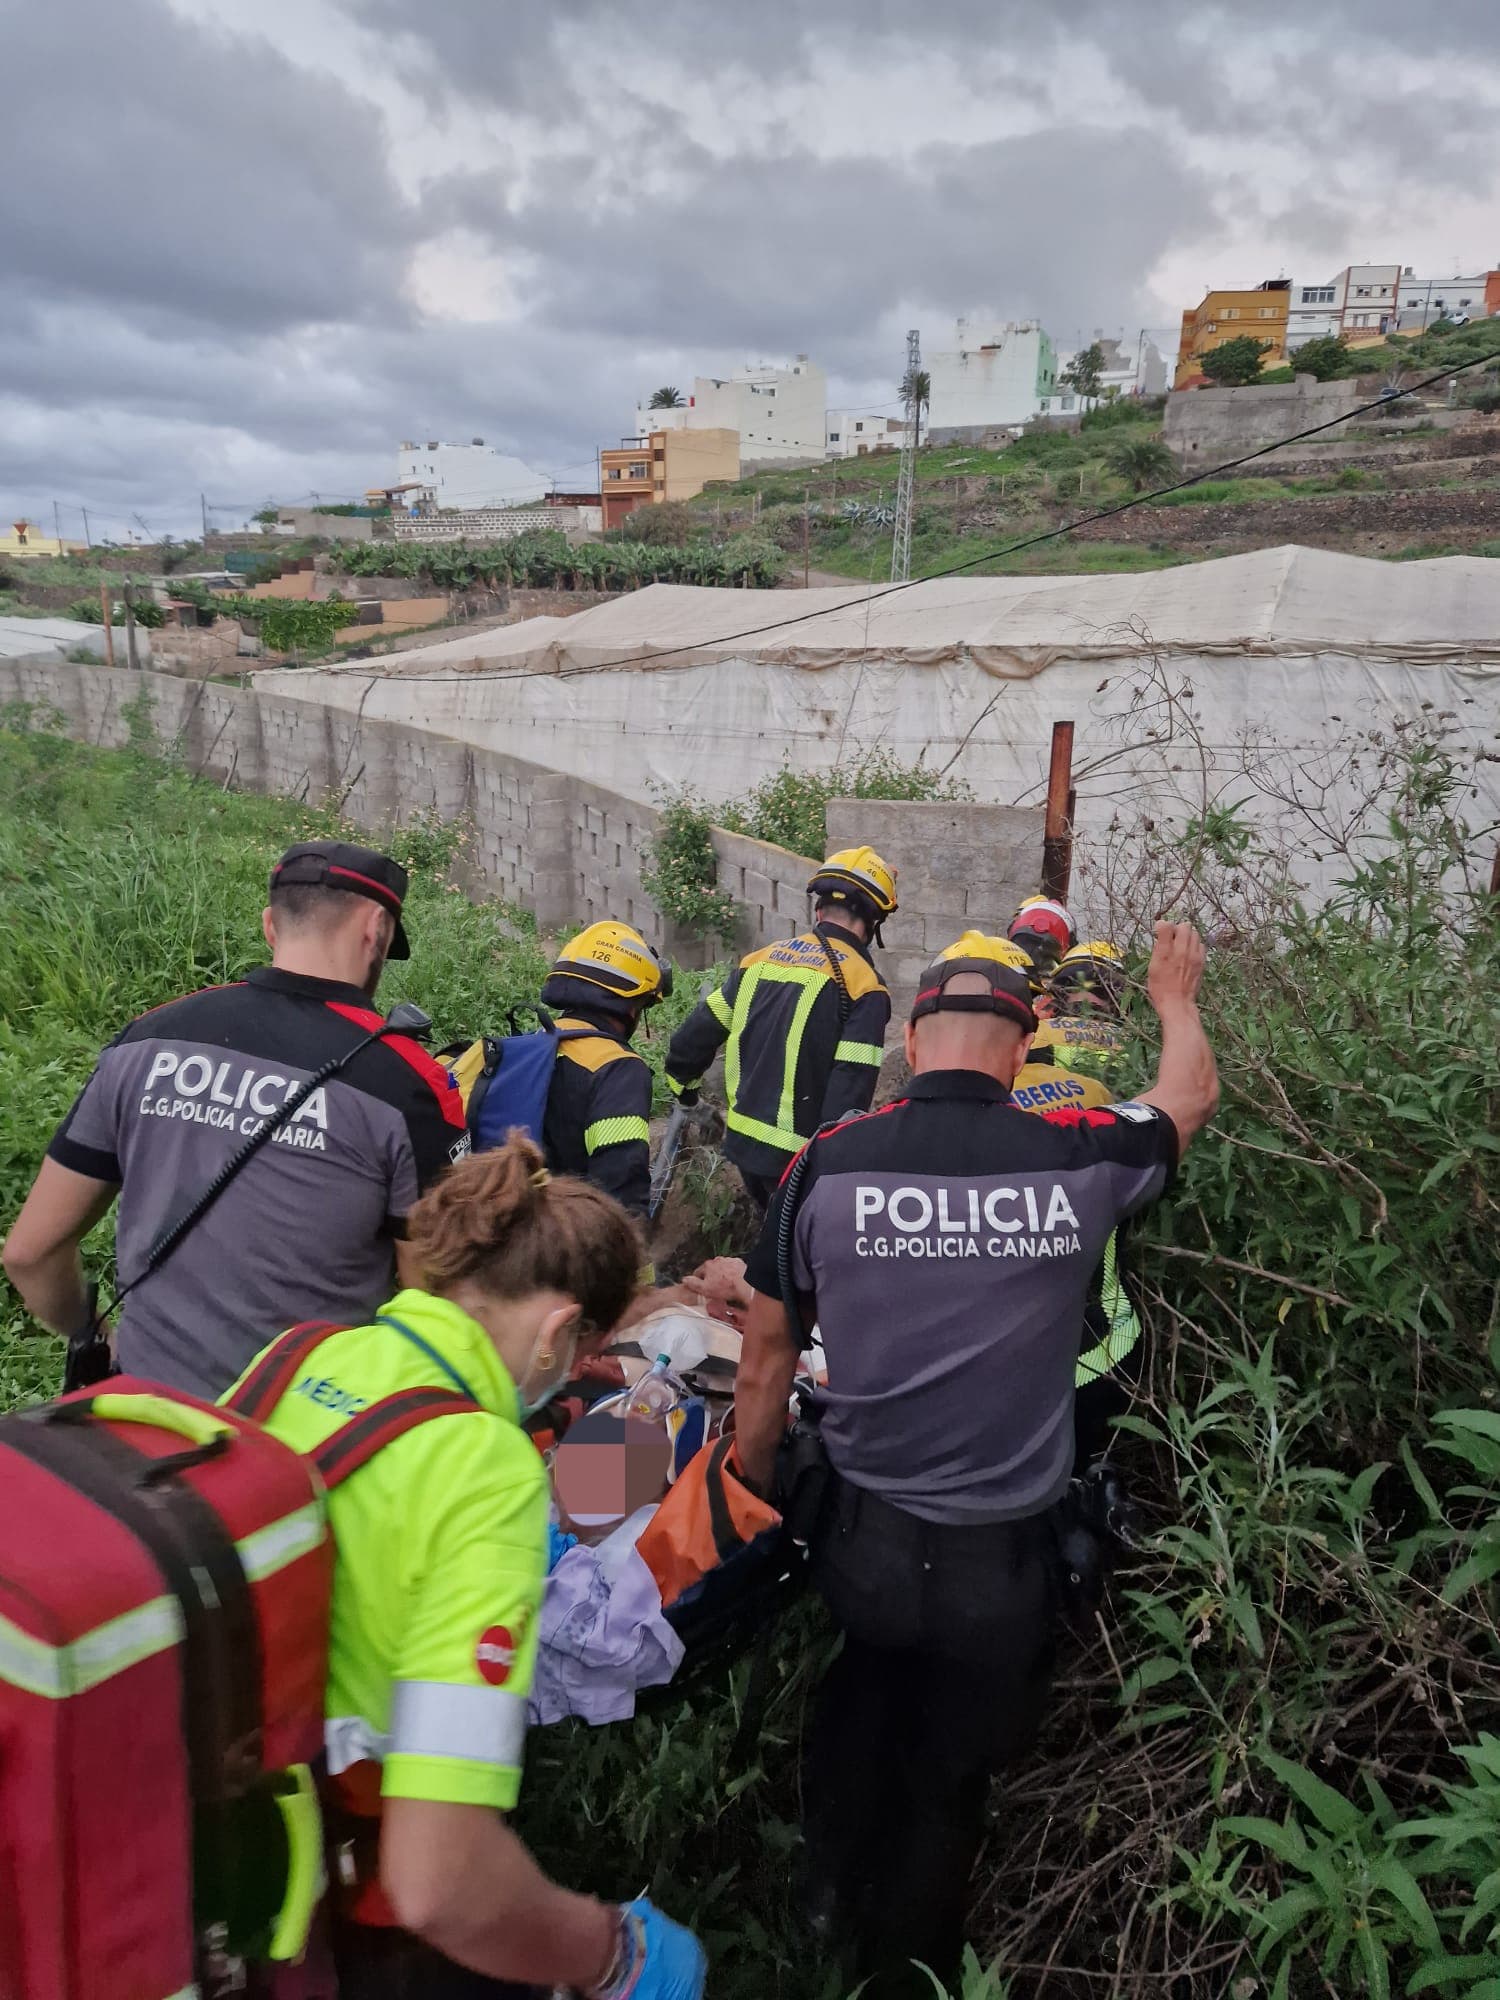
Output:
[
  {"xmin": 1174, "ymin": 279, "xmax": 1291, "ymax": 388},
  {"xmin": 598, "ymin": 428, "xmax": 739, "ymax": 529}
]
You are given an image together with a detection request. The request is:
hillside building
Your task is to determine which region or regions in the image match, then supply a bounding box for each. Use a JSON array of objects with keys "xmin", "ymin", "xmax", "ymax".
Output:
[
  {"xmin": 825, "ymin": 409, "xmax": 907, "ymax": 457},
  {"xmin": 632, "ymin": 358, "xmax": 827, "ymax": 467},
  {"xmin": 1175, "ymin": 281, "xmax": 1290, "ymax": 387},
  {"xmin": 395, "ymin": 440, "xmax": 548, "ymax": 510},
  {"xmin": 1038, "ymin": 333, "xmax": 1168, "ymax": 417},
  {"xmin": 598, "ymin": 428, "xmax": 739, "ymax": 530},
  {"xmin": 926, "ymin": 318, "xmax": 1059, "ymax": 442}
]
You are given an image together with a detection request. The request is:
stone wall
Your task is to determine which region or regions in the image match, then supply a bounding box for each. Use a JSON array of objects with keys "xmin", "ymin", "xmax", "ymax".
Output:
[
  {"xmin": 1070, "ymin": 484, "xmax": 1500, "ymax": 550},
  {"xmin": 1165, "ymin": 379, "xmax": 1367, "ymax": 457},
  {"xmin": 392, "ymin": 508, "xmax": 595, "ymax": 544},
  {"xmin": 827, "ymin": 798, "xmax": 1044, "ymax": 1007},
  {"xmin": 0, "ymin": 658, "xmax": 1047, "ymax": 994},
  {"xmin": 272, "ymin": 508, "xmax": 378, "ymax": 542}
]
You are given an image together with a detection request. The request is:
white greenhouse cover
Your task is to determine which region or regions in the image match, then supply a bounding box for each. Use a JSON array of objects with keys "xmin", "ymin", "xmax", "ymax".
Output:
[{"xmin": 255, "ymin": 547, "xmax": 1500, "ymax": 897}]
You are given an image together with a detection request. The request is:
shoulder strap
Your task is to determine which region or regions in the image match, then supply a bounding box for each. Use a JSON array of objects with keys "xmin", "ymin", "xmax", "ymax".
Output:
[
  {"xmin": 313, "ymin": 1386, "xmax": 481, "ymax": 1490},
  {"xmin": 223, "ymin": 1320, "xmax": 349, "ymax": 1423}
]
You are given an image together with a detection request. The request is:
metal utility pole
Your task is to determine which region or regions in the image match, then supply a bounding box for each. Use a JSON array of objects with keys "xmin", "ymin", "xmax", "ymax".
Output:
[
  {"xmin": 803, "ymin": 485, "xmax": 811, "ymax": 587},
  {"xmin": 99, "ymin": 580, "xmax": 116, "ymax": 668},
  {"xmin": 53, "ymin": 501, "xmax": 62, "ymax": 546},
  {"xmin": 81, "ymin": 506, "xmax": 92, "ymax": 549},
  {"xmin": 891, "ymin": 327, "xmax": 921, "ymax": 583},
  {"xmin": 200, "ymin": 493, "xmax": 209, "ymax": 543}
]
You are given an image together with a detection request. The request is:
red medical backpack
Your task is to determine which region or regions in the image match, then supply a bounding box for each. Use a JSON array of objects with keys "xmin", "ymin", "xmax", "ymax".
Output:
[{"xmin": 0, "ymin": 1346, "xmax": 475, "ymax": 2000}]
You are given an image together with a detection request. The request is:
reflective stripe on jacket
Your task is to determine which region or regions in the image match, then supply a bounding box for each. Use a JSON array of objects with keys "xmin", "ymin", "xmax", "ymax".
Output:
[{"xmin": 665, "ymin": 926, "xmax": 890, "ymax": 1178}]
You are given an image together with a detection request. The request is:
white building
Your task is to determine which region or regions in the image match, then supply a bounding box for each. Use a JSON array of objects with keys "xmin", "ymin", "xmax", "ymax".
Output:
[
  {"xmin": 926, "ymin": 318, "xmax": 1059, "ymax": 442},
  {"xmin": 631, "ymin": 357, "xmax": 827, "ymax": 467},
  {"xmin": 1285, "ymin": 265, "xmax": 1403, "ymax": 351},
  {"xmin": 395, "ymin": 440, "xmax": 548, "ymax": 511},
  {"xmin": 825, "ymin": 409, "xmax": 907, "ymax": 458},
  {"xmin": 1393, "ymin": 268, "xmax": 1492, "ymax": 332},
  {"xmin": 1039, "ymin": 333, "xmax": 1167, "ymax": 418}
]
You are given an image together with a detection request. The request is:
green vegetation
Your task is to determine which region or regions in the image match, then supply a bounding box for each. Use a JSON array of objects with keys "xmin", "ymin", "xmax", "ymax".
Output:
[
  {"xmin": 2, "ymin": 722, "xmax": 1498, "ymax": 1998},
  {"xmin": 1106, "ymin": 434, "xmax": 1180, "ymax": 492},
  {"xmin": 332, "ymin": 528, "xmax": 787, "ymax": 591},
  {"xmin": 1198, "ymin": 335, "xmax": 1275, "ymax": 385},
  {"xmin": 717, "ymin": 751, "xmax": 971, "ymax": 861},
  {"xmin": 641, "ymin": 790, "xmax": 740, "ymax": 946}
]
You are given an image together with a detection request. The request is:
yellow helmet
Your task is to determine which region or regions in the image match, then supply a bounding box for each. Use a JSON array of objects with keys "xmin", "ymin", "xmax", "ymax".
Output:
[
  {"xmin": 543, "ymin": 920, "xmax": 672, "ymax": 1010},
  {"xmin": 1051, "ymin": 939, "xmax": 1124, "ymax": 1010},
  {"xmin": 912, "ymin": 931, "xmax": 1038, "ymax": 1031},
  {"xmin": 808, "ymin": 846, "xmax": 899, "ymax": 924}
]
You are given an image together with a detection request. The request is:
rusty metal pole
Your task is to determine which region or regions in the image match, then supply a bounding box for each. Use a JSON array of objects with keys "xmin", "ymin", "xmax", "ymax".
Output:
[
  {"xmin": 1040, "ymin": 720, "xmax": 1075, "ymax": 902},
  {"xmin": 1489, "ymin": 843, "xmax": 1500, "ymax": 898}
]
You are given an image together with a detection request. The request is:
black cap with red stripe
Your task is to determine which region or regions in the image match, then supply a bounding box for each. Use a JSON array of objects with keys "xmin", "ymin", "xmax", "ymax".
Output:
[
  {"xmin": 910, "ymin": 930, "xmax": 1039, "ymax": 1033},
  {"xmin": 270, "ymin": 841, "xmax": 412, "ymax": 959}
]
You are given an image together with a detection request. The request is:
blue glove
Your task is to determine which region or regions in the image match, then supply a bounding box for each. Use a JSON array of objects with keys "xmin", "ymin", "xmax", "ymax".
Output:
[
  {"xmin": 597, "ymin": 1898, "xmax": 706, "ymax": 2000},
  {"xmin": 547, "ymin": 1520, "xmax": 578, "ymax": 1571}
]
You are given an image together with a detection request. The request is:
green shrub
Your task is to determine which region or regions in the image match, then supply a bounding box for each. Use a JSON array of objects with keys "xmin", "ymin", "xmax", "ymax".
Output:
[
  {"xmin": 717, "ymin": 751, "xmax": 972, "ymax": 861},
  {"xmin": 641, "ymin": 789, "xmax": 739, "ymax": 945}
]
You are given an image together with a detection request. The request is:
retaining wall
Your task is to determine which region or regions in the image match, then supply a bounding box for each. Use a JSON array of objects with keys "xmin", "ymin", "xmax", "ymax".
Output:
[
  {"xmin": 826, "ymin": 799, "xmax": 1044, "ymax": 1002},
  {"xmin": 0, "ymin": 657, "xmax": 1046, "ymax": 998}
]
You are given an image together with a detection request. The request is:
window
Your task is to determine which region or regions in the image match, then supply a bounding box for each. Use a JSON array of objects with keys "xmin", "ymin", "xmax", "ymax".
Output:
[
  {"xmin": 828, "ymin": 431, "xmax": 841, "ymax": 443},
  {"xmin": 1300, "ymin": 285, "xmax": 1335, "ymax": 305},
  {"xmin": 854, "ymin": 421, "xmax": 865, "ymax": 432},
  {"xmin": 1355, "ymin": 286, "xmax": 1371, "ymax": 297},
  {"xmin": 765, "ymin": 388, "xmax": 776, "ymax": 397},
  {"xmin": 1259, "ymin": 307, "xmax": 1275, "ymax": 318},
  {"xmin": 1223, "ymin": 307, "xmax": 1240, "ymax": 320},
  {"xmin": 1407, "ymin": 297, "xmax": 1420, "ymax": 307}
]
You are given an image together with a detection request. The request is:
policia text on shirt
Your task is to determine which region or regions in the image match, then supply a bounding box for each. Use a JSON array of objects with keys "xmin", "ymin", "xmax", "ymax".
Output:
[{"xmin": 735, "ymin": 923, "xmax": 1219, "ymax": 1996}]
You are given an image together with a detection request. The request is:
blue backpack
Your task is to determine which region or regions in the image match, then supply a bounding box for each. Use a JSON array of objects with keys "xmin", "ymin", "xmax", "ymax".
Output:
[{"xmin": 440, "ymin": 1013, "xmax": 594, "ymax": 1151}]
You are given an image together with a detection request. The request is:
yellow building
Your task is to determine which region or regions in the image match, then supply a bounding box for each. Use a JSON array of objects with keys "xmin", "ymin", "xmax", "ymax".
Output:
[
  {"xmin": 1, "ymin": 524, "xmax": 88, "ymax": 561},
  {"xmin": 1174, "ymin": 280, "xmax": 1290, "ymax": 387},
  {"xmin": 599, "ymin": 427, "xmax": 739, "ymax": 529}
]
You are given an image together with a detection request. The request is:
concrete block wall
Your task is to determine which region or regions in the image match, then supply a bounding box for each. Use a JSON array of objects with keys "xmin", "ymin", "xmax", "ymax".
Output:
[
  {"xmin": 0, "ymin": 661, "xmax": 1045, "ymax": 999},
  {"xmin": 825, "ymin": 798, "xmax": 1045, "ymax": 1008}
]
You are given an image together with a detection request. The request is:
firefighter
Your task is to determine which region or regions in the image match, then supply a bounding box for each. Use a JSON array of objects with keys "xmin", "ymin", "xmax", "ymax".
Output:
[
  {"xmin": 232, "ymin": 1136, "xmax": 707, "ymax": 1999},
  {"xmin": 732, "ymin": 925, "xmax": 1218, "ymax": 1993},
  {"xmin": 1006, "ymin": 893, "xmax": 1078, "ymax": 985},
  {"xmin": 539, "ymin": 921, "xmax": 671, "ymax": 1224},
  {"xmin": 664, "ymin": 847, "xmax": 898, "ymax": 1210},
  {"xmin": 1031, "ymin": 939, "xmax": 1128, "ymax": 1060}
]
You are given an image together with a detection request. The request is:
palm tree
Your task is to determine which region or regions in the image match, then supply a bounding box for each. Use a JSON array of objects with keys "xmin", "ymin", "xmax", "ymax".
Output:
[
  {"xmin": 900, "ymin": 368, "xmax": 932, "ymax": 448},
  {"xmin": 1106, "ymin": 435, "xmax": 1179, "ymax": 493},
  {"xmin": 649, "ymin": 386, "xmax": 685, "ymax": 409}
]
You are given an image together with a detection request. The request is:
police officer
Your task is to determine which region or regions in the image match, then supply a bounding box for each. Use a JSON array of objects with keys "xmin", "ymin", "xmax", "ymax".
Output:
[
  {"xmin": 538, "ymin": 921, "xmax": 672, "ymax": 1223},
  {"xmin": 733, "ymin": 923, "xmax": 1218, "ymax": 1993},
  {"xmin": 230, "ymin": 1135, "xmax": 707, "ymax": 2000},
  {"xmin": 2, "ymin": 840, "xmax": 468, "ymax": 1399},
  {"xmin": 665, "ymin": 847, "xmax": 898, "ymax": 1210}
]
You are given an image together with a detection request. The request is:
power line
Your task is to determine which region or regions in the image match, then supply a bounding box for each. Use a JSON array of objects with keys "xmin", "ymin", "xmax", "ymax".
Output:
[{"xmin": 398, "ymin": 346, "xmax": 1500, "ymax": 687}]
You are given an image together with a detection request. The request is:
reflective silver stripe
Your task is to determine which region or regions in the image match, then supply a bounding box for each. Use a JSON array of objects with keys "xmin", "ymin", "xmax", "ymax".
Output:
[
  {"xmin": 0, "ymin": 1595, "xmax": 183, "ymax": 1700},
  {"xmin": 388, "ymin": 1678, "xmax": 528, "ymax": 1769},
  {"xmin": 237, "ymin": 1501, "xmax": 326, "ymax": 1584}
]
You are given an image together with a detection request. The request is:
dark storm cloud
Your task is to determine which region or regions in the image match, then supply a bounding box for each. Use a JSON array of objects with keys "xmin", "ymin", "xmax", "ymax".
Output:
[
  {"xmin": 442, "ymin": 128, "xmax": 1215, "ymax": 363},
  {"xmin": 0, "ymin": 0, "xmax": 420, "ymax": 333},
  {"xmin": 5, "ymin": 0, "xmax": 1500, "ymax": 533}
]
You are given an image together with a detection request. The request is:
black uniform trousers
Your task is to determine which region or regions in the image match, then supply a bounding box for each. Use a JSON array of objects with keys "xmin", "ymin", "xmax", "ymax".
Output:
[{"xmin": 804, "ymin": 1476, "xmax": 1057, "ymax": 1996}]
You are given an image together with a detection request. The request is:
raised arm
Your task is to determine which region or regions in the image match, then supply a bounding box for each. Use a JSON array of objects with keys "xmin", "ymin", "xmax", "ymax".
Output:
[{"xmin": 1138, "ymin": 921, "xmax": 1219, "ymax": 1154}]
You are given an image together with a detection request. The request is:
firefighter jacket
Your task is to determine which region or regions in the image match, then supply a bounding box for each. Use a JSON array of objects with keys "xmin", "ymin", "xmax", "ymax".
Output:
[
  {"xmin": 542, "ymin": 1010, "xmax": 652, "ymax": 1220},
  {"xmin": 665, "ymin": 925, "xmax": 891, "ymax": 1180}
]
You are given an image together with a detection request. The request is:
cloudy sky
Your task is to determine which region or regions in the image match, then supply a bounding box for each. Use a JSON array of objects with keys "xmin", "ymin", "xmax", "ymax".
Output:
[{"xmin": 5, "ymin": 0, "xmax": 1500, "ymax": 540}]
